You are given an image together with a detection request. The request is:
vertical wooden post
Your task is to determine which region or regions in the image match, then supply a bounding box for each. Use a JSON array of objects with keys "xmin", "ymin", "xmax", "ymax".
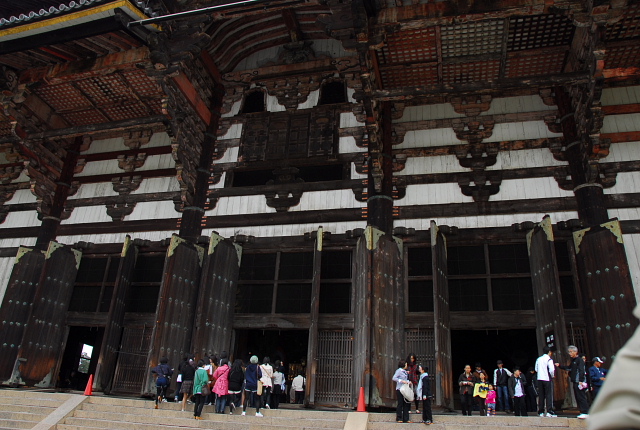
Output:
[{"xmin": 305, "ymin": 227, "xmax": 323, "ymax": 406}]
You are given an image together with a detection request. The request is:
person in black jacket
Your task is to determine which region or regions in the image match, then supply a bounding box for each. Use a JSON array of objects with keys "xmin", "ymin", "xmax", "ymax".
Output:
[
  {"xmin": 507, "ymin": 367, "xmax": 528, "ymax": 417},
  {"xmin": 416, "ymin": 365, "xmax": 433, "ymax": 424},
  {"xmin": 556, "ymin": 345, "xmax": 589, "ymax": 419},
  {"xmin": 227, "ymin": 359, "xmax": 245, "ymax": 413},
  {"xmin": 152, "ymin": 356, "xmax": 173, "ymax": 409},
  {"xmin": 458, "ymin": 365, "xmax": 476, "ymax": 416}
]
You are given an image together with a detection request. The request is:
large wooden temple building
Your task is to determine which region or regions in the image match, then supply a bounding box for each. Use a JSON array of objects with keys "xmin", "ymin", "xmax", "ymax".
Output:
[{"xmin": 0, "ymin": 0, "xmax": 639, "ymax": 410}]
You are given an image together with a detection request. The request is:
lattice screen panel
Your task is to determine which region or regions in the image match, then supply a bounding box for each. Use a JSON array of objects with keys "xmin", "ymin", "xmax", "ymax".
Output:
[
  {"xmin": 604, "ymin": 45, "xmax": 640, "ymax": 69},
  {"xmin": 606, "ymin": 4, "xmax": 640, "ymax": 40},
  {"xmin": 507, "ymin": 14, "xmax": 574, "ymax": 51},
  {"xmin": 35, "ymin": 83, "xmax": 92, "ymax": 112},
  {"xmin": 148, "ymin": 98, "xmax": 164, "ymax": 115},
  {"xmin": 102, "ymin": 103, "xmax": 151, "ymax": 122},
  {"xmin": 505, "ymin": 50, "xmax": 567, "ymax": 78},
  {"xmin": 75, "ymin": 74, "xmax": 132, "ymax": 106},
  {"xmin": 315, "ymin": 330, "xmax": 353, "ymax": 406},
  {"xmin": 442, "ymin": 60, "xmax": 500, "ymax": 84},
  {"xmin": 440, "ymin": 20, "xmax": 504, "ymax": 58},
  {"xmin": 123, "ymin": 69, "xmax": 164, "ymax": 98},
  {"xmin": 62, "ymin": 109, "xmax": 108, "ymax": 126},
  {"xmin": 380, "ymin": 28, "xmax": 437, "ymax": 65},
  {"xmin": 0, "ymin": 122, "xmax": 12, "ymax": 137},
  {"xmin": 380, "ymin": 64, "xmax": 439, "ymax": 89}
]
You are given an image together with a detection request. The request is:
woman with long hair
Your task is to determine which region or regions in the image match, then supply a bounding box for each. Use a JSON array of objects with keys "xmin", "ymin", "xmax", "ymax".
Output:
[
  {"xmin": 227, "ymin": 359, "xmax": 245, "ymax": 413},
  {"xmin": 406, "ymin": 353, "xmax": 420, "ymax": 413},
  {"xmin": 259, "ymin": 357, "xmax": 274, "ymax": 409},
  {"xmin": 212, "ymin": 358, "xmax": 230, "ymax": 413},
  {"xmin": 193, "ymin": 359, "xmax": 209, "ymax": 420}
]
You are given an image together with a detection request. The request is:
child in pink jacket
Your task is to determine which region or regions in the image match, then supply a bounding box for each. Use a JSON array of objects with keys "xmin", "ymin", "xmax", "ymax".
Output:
[{"xmin": 486, "ymin": 384, "xmax": 497, "ymax": 416}]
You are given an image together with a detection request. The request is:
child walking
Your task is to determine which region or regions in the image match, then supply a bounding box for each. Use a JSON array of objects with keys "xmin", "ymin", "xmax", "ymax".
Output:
[{"xmin": 486, "ymin": 384, "xmax": 497, "ymax": 416}]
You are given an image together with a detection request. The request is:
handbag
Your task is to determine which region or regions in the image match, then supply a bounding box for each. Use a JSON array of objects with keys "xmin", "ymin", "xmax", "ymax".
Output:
[
  {"xmin": 201, "ymin": 382, "xmax": 211, "ymax": 396},
  {"xmin": 257, "ymin": 380, "xmax": 264, "ymax": 395},
  {"xmin": 400, "ymin": 382, "xmax": 414, "ymax": 402}
]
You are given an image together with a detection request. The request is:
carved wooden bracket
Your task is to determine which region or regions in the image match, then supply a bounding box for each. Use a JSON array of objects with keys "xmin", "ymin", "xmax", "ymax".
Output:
[
  {"xmin": 0, "ymin": 66, "xmax": 27, "ymax": 110},
  {"xmin": 455, "ymin": 142, "xmax": 499, "ymax": 170},
  {"xmin": 258, "ymin": 75, "xmax": 325, "ymax": 112},
  {"xmin": 112, "ymin": 176, "xmax": 142, "ymax": 195},
  {"xmin": 352, "ymin": 179, "xmax": 368, "ymax": 202},
  {"xmin": 392, "ymin": 177, "xmax": 406, "ymax": 200},
  {"xmin": 106, "ymin": 200, "xmax": 136, "ymax": 222},
  {"xmin": 117, "ymin": 153, "xmax": 147, "ymax": 172},
  {"xmin": 204, "ymin": 190, "xmax": 219, "ymax": 211},
  {"xmin": 391, "ymin": 124, "xmax": 407, "ymax": 146},
  {"xmin": 264, "ymin": 167, "xmax": 304, "ymax": 212},
  {"xmin": 554, "ymin": 162, "xmax": 617, "ymax": 191},
  {"xmin": 452, "ymin": 117, "xmax": 495, "ymax": 143},
  {"xmin": 0, "ymin": 165, "xmax": 23, "ymax": 184},
  {"xmin": 392, "ymin": 154, "xmax": 407, "ymax": 172},
  {"xmin": 539, "ymin": 88, "xmax": 557, "ymax": 107},
  {"xmin": 449, "ymin": 94, "xmax": 492, "ymax": 117},
  {"xmin": 123, "ymin": 129, "xmax": 154, "ymax": 149},
  {"xmin": 458, "ymin": 173, "xmax": 502, "ymax": 202}
]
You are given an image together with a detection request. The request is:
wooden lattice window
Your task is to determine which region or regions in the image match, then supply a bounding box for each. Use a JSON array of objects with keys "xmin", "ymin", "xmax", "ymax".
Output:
[
  {"xmin": 315, "ymin": 330, "xmax": 353, "ymax": 405},
  {"xmin": 441, "ymin": 20, "xmax": 504, "ymax": 58},
  {"xmin": 507, "ymin": 14, "xmax": 574, "ymax": 51},
  {"xmin": 69, "ymin": 255, "xmax": 121, "ymax": 312}
]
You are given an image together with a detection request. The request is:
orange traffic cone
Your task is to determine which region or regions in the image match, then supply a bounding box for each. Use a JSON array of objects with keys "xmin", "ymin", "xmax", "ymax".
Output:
[
  {"xmin": 84, "ymin": 374, "xmax": 94, "ymax": 396},
  {"xmin": 357, "ymin": 386, "xmax": 366, "ymax": 412}
]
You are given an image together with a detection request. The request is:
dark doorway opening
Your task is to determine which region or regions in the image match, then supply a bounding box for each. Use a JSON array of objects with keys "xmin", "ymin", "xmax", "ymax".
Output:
[
  {"xmin": 234, "ymin": 329, "xmax": 308, "ymax": 367},
  {"xmin": 450, "ymin": 329, "xmax": 537, "ymax": 408},
  {"xmin": 58, "ymin": 326, "xmax": 104, "ymax": 391}
]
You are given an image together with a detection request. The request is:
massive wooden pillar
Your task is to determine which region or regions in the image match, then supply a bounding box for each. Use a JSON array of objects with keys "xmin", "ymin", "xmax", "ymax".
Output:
[
  {"xmin": 353, "ymin": 226, "xmax": 404, "ymax": 408},
  {"xmin": 305, "ymin": 228, "xmax": 323, "ymax": 406},
  {"xmin": 573, "ymin": 220, "xmax": 638, "ymax": 361},
  {"xmin": 17, "ymin": 242, "xmax": 82, "ymax": 387},
  {"xmin": 431, "ymin": 221, "xmax": 453, "ymax": 410},
  {"xmin": 367, "ymin": 102, "xmax": 395, "ymax": 235},
  {"xmin": 0, "ymin": 247, "xmax": 46, "ymax": 384},
  {"xmin": 145, "ymin": 235, "xmax": 203, "ymax": 394},
  {"xmin": 191, "ymin": 232, "xmax": 241, "ymax": 358},
  {"xmin": 96, "ymin": 236, "xmax": 140, "ymax": 393},
  {"xmin": 527, "ymin": 216, "xmax": 570, "ymax": 408}
]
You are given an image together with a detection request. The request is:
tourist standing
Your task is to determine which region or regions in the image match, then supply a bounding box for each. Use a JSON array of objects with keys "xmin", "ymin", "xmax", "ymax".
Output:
[
  {"xmin": 534, "ymin": 346, "xmax": 556, "ymax": 417},
  {"xmin": 493, "ymin": 360, "xmax": 512, "ymax": 412},
  {"xmin": 180, "ymin": 357, "xmax": 196, "ymax": 412},
  {"xmin": 588, "ymin": 357, "xmax": 607, "ymax": 399},
  {"xmin": 508, "ymin": 367, "xmax": 528, "ymax": 417},
  {"xmin": 556, "ymin": 345, "xmax": 589, "ymax": 419},
  {"xmin": 292, "ymin": 371, "xmax": 306, "ymax": 404},
  {"xmin": 212, "ymin": 358, "xmax": 230, "ymax": 414},
  {"xmin": 242, "ymin": 355, "xmax": 262, "ymax": 417},
  {"xmin": 193, "ymin": 360, "xmax": 209, "ymax": 420},
  {"xmin": 524, "ymin": 367, "xmax": 537, "ymax": 412},
  {"xmin": 473, "ymin": 371, "xmax": 489, "ymax": 416},
  {"xmin": 416, "ymin": 365, "xmax": 433, "ymax": 424},
  {"xmin": 485, "ymin": 384, "xmax": 497, "ymax": 416},
  {"xmin": 272, "ymin": 361, "xmax": 285, "ymax": 409},
  {"xmin": 406, "ymin": 353, "xmax": 420, "ymax": 413},
  {"xmin": 458, "ymin": 364, "xmax": 475, "ymax": 416},
  {"xmin": 227, "ymin": 359, "xmax": 244, "ymax": 413},
  {"xmin": 259, "ymin": 357, "xmax": 274, "ymax": 409},
  {"xmin": 393, "ymin": 360, "xmax": 412, "ymax": 423}
]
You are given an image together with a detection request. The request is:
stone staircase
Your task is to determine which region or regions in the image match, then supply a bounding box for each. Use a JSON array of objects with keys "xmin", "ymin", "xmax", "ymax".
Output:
[
  {"xmin": 57, "ymin": 396, "xmax": 350, "ymax": 430},
  {"xmin": 0, "ymin": 388, "xmax": 590, "ymax": 430},
  {"xmin": 0, "ymin": 389, "xmax": 74, "ymax": 430},
  {"xmin": 368, "ymin": 412, "xmax": 589, "ymax": 430}
]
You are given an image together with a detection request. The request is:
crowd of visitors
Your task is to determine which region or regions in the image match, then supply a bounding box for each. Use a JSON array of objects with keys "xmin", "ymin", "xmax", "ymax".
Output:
[
  {"xmin": 151, "ymin": 352, "xmax": 302, "ymax": 420},
  {"xmin": 393, "ymin": 345, "xmax": 608, "ymax": 424}
]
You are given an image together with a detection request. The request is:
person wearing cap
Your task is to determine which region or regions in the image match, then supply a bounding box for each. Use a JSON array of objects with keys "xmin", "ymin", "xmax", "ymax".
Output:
[
  {"xmin": 588, "ymin": 357, "xmax": 607, "ymax": 399},
  {"xmin": 493, "ymin": 360, "xmax": 512, "ymax": 413}
]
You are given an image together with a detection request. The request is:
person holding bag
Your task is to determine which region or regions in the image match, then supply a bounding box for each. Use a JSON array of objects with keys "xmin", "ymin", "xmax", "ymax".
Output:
[
  {"xmin": 259, "ymin": 357, "xmax": 274, "ymax": 409},
  {"xmin": 212, "ymin": 358, "xmax": 230, "ymax": 414},
  {"xmin": 393, "ymin": 360, "xmax": 412, "ymax": 423},
  {"xmin": 242, "ymin": 355, "xmax": 263, "ymax": 417}
]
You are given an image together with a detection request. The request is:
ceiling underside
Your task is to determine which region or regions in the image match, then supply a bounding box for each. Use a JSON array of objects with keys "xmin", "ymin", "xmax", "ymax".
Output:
[{"xmin": 0, "ymin": 1, "xmax": 639, "ymax": 137}]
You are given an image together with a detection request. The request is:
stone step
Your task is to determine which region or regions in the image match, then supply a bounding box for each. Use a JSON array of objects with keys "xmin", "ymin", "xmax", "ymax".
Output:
[
  {"xmin": 0, "ymin": 418, "xmax": 36, "ymax": 430},
  {"xmin": 0, "ymin": 410, "xmax": 49, "ymax": 422},
  {"xmin": 0, "ymin": 402, "xmax": 57, "ymax": 414},
  {"xmin": 60, "ymin": 415, "xmax": 345, "ymax": 430},
  {"xmin": 367, "ymin": 414, "xmax": 587, "ymax": 429}
]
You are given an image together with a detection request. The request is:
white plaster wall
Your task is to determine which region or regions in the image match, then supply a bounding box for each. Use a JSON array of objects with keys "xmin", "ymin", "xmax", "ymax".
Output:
[
  {"xmin": 340, "ymin": 136, "xmax": 365, "ymax": 155},
  {"xmin": 4, "ymin": 189, "xmax": 36, "ymax": 205},
  {"xmin": 396, "ymin": 183, "xmax": 474, "ymax": 205},
  {"xmin": 484, "ymin": 121, "xmax": 562, "ymax": 143},
  {"xmin": 69, "ymin": 183, "xmax": 119, "ymax": 200},
  {"xmin": 488, "ymin": 148, "xmax": 567, "ymax": 170},
  {"xmin": 397, "ymin": 128, "xmax": 461, "ymax": 149},
  {"xmin": 601, "ymin": 113, "xmax": 640, "ymax": 133},
  {"xmin": 604, "ymin": 171, "xmax": 640, "ymax": 194},
  {"xmin": 266, "ymin": 94, "xmax": 286, "ymax": 112},
  {"xmin": 219, "ymin": 123, "xmax": 243, "ymax": 140},
  {"xmin": 396, "ymin": 211, "xmax": 579, "ymax": 231},
  {"xmin": 207, "ymin": 195, "xmax": 272, "ymax": 216},
  {"xmin": 493, "ymin": 177, "xmax": 573, "ymax": 201},
  {"xmin": 0, "ymin": 238, "xmax": 37, "ymax": 248},
  {"xmin": 403, "ymin": 154, "xmax": 468, "ymax": 175},
  {"xmin": 61, "ymin": 205, "xmax": 112, "ymax": 225},
  {"xmin": 127, "ymin": 200, "xmax": 178, "ymax": 221},
  {"xmin": 622, "ymin": 234, "xmax": 640, "ymax": 301},
  {"xmin": 205, "ymin": 220, "xmax": 367, "ymax": 239},
  {"xmin": 130, "ymin": 177, "xmax": 181, "ymax": 194},
  {"xmin": 604, "ymin": 141, "xmax": 640, "ymax": 163},
  {"xmin": 291, "ymin": 189, "xmax": 362, "ymax": 212},
  {"xmin": 2, "ymin": 210, "xmax": 40, "ymax": 228},
  {"xmin": 298, "ymin": 89, "xmax": 320, "ymax": 110},
  {"xmin": 609, "ymin": 208, "xmax": 640, "ymax": 221},
  {"xmin": 0, "ymin": 255, "xmax": 16, "ymax": 305},
  {"xmin": 396, "ymin": 103, "xmax": 463, "ymax": 122},
  {"xmin": 340, "ymin": 112, "xmax": 362, "ymax": 128},
  {"xmin": 601, "ymin": 86, "xmax": 640, "ymax": 106},
  {"xmin": 483, "ymin": 95, "xmax": 556, "ymax": 115}
]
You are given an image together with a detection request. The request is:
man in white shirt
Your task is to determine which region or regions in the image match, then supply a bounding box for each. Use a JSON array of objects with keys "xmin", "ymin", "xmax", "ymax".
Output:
[
  {"xmin": 292, "ymin": 372, "xmax": 306, "ymax": 404},
  {"xmin": 534, "ymin": 346, "xmax": 556, "ymax": 417}
]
